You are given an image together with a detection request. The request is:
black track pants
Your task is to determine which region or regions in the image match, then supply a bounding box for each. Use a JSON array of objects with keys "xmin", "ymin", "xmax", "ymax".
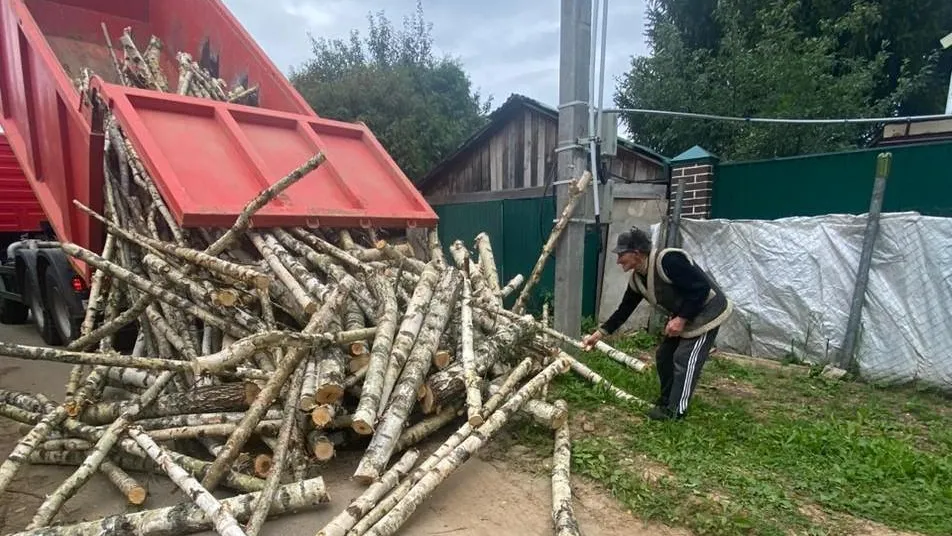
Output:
[{"xmin": 655, "ymin": 327, "xmax": 719, "ymax": 416}]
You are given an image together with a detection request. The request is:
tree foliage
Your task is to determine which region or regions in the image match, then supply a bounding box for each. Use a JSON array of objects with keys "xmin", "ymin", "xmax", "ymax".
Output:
[
  {"xmin": 616, "ymin": 0, "xmax": 952, "ymax": 160},
  {"xmin": 289, "ymin": 2, "xmax": 491, "ymax": 181}
]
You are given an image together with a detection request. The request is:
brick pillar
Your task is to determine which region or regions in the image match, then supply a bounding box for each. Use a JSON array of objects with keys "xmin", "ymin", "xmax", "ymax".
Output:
[{"xmin": 668, "ymin": 145, "xmax": 718, "ymax": 220}]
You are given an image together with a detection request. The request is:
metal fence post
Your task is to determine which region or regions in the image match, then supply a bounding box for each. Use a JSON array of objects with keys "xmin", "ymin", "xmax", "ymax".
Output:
[
  {"xmin": 839, "ymin": 152, "xmax": 892, "ymax": 368},
  {"xmin": 667, "ymin": 175, "xmax": 686, "ymax": 248}
]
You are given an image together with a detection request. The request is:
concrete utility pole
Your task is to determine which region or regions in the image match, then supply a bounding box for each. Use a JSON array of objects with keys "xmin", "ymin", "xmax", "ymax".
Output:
[{"xmin": 554, "ymin": 0, "xmax": 593, "ymax": 338}]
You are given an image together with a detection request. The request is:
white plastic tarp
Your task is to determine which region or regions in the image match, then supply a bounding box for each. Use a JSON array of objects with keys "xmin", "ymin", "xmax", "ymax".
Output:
[{"xmin": 659, "ymin": 212, "xmax": 952, "ymax": 389}]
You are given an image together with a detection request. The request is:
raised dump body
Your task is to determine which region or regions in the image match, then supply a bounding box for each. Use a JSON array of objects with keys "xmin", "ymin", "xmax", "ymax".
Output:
[
  {"xmin": 0, "ymin": 131, "xmax": 43, "ymax": 234},
  {"xmin": 0, "ymin": 0, "xmax": 437, "ymax": 266}
]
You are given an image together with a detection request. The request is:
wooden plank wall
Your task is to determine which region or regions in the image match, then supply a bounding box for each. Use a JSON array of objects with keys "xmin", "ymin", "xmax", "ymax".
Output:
[
  {"xmin": 424, "ymin": 108, "xmax": 558, "ymax": 198},
  {"xmin": 422, "ymin": 107, "xmax": 663, "ymax": 197}
]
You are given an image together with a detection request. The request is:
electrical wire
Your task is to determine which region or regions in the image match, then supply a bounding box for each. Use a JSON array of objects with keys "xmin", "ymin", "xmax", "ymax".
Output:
[{"xmin": 603, "ymin": 107, "xmax": 952, "ymax": 125}]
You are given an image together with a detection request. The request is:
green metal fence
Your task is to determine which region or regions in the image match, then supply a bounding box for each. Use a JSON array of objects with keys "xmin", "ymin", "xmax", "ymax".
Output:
[
  {"xmin": 432, "ymin": 196, "xmax": 601, "ymax": 318},
  {"xmin": 712, "ymin": 141, "xmax": 952, "ymax": 220}
]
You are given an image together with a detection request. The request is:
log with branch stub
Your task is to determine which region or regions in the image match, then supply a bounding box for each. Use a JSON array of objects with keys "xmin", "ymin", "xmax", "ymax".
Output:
[{"xmin": 512, "ymin": 171, "xmax": 592, "ymax": 314}]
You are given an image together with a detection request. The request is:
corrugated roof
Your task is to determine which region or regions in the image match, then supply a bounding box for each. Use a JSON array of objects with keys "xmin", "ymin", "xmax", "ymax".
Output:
[{"xmin": 417, "ymin": 93, "xmax": 667, "ymax": 189}]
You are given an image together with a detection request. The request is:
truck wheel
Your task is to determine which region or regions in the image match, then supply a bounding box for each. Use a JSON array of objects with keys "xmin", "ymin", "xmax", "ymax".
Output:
[
  {"xmin": 0, "ymin": 277, "xmax": 29, "ymax": 324},
  {"xmin": 46, "ymin": 270, "xmax": 79, "ymax": 346},
  {"xmin": 25, "ymin": 273, "xmax": 61, "ymax": 346}
]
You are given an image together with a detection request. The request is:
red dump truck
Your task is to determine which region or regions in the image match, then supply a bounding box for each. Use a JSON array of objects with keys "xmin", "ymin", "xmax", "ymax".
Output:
[{"xmin": 0, "ymin": 0, "xmax": 438, "ymax": 346}]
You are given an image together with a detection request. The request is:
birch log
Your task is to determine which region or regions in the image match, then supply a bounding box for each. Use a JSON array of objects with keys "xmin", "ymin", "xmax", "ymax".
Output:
[
  {"xmin": 79, "ymin": 382, "xmax": 255, "ymax": 425},
  {"xmin": 316, "ymin": 318, "xmax": 347, "ymax": 405},
  {"xmin": 551, "ymin": 399, "xmax": 581, "ymax": 536},
  {"xmin": 316, "ymin": 449, "xmax": 419, "ymax": 536},
  {"xmin": 427, "ymin": 227, "xmax": 446, "ymax": 268},
  {"xmin": 60, "ymin": 242, "xmax": 257, "ymax": 339},
  {"xmin": 354, "ymin": 268, "xmax": 459, "ymax": 484},
  {"xmin": 201, "ymin": 284, "xmax": 350, "ymax": 492},
  {"xmin": 249, "ymin": 232, "xmax": 318, "ymax": 314},
  {"xmin": 566, "ymin": 354, "xmax": 647, "ymax": 405},
  {"xmin": 73, "ymin": 202, "xmax": 271, "ymax": 290},
  {"xmin": 28, "ymin": 371, "xmax": 176, "ymax": 528},
  {"xmin": 362, "ymin": 356, "xmax": 571, "ymax": 536},
  {"xmin": 244, "ymin": 356, "xmax": 307, "ymax": 536},
  {"xmin": 499, "ymin": 274, "xmax": 525, "ymax": 298},
  {"xmin": 0, "ymin": 368, "xmax": 105, "ymax": 497},
  {"xmin": 512, "ymin": 171, "xmax": 592, "ymax": 314},
  {"xmin": 460, "ymin": 266, "xmax": 481, "ymax": 426},
  {"xmin": 6, "ymin": 478, "xmax": 329, "ymax": 536},
  {"xmin": 206, "ymin": 152, "xmax": 326, "ymax": 254},
  {"xmin": 128, "ymin": 426, "xmax": 246, "ymax": 536},
  {"xmin": 100, "ymin": 458, "xmax": 148, "ymax": 505},
  {"xmin": 474, "ymin": 232, "xmax": 502, "ymax": 302},
  {"xmin": 474, "ymin": 299, "xmax": 648, "ymax": 372},
  {"xmin": 378, "ymin": 262, "xmax": 440, "ymax": 413}
]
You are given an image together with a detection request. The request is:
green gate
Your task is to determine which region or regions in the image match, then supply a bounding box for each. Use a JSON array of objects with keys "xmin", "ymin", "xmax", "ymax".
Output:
[{"xmin": 432, "ymin": 195, "xmax": 601, "ymax": 318}]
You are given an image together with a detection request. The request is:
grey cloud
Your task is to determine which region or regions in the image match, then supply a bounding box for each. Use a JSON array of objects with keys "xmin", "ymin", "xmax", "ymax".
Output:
[{"xmin": 221, "ymin": 0, "xmax": 648, "ymax": 112}]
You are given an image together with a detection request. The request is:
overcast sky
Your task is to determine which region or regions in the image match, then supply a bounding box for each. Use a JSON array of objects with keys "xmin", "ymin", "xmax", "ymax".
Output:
[{"xmin": 221, "ymin": 0, "xmax": 650, "ymax": 113}]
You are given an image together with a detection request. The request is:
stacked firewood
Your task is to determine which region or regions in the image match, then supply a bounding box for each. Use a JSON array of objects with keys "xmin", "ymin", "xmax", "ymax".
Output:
[{"xmin": 0, "ymin": 28, "xmax": 651, "ymax": 536}]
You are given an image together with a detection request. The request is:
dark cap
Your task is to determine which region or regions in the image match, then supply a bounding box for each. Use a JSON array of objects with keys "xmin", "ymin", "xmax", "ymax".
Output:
[{"xmin": 612, "ymin": 226, "xmax": 652, "ymax": 255}]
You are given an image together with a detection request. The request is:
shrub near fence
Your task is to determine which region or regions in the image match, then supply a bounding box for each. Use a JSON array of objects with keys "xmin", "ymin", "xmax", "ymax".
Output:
[{"xmin": 431, "ymin": 195, "xmax": 601, "ymax": 317}]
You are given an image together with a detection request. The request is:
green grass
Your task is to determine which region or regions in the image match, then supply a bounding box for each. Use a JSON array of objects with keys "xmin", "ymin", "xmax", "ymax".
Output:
[{"xmin": 514, "ymin": 333, "xmax": 952, "ymax": 536}]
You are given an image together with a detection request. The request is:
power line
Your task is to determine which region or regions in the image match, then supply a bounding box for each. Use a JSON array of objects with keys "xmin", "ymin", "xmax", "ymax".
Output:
[{"xmin": 602, "ymin": 107, "xmax": 952, "ymax": 126}]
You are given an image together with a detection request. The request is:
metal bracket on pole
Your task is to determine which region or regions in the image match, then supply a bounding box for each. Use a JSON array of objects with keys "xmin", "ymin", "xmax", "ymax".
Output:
[{"xmin": 839, "ymin": 152, "xmax": 892, "ymax": 368}]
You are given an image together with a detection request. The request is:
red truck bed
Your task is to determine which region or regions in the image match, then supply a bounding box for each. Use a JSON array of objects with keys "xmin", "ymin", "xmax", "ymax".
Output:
[
  {"xmin": 0, "ymin": 131, "xmax": 43, "ymax": 233},
  {"xmin": 0, "ymin": 0, "xmax": 437, "ymax": 274}
]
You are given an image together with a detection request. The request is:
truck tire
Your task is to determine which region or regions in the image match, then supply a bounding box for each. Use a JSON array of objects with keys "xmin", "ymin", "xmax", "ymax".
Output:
[
  {"xmin": 0, "ymin": 277, "xmax": 29, "ymax": 324},
  {"xmin": 25, "ymin": 272, "xmax": 61, "ymax": 346},
  {"xmin": 45, "ymin": 269, "xmax": 79, "ymax": 345}
]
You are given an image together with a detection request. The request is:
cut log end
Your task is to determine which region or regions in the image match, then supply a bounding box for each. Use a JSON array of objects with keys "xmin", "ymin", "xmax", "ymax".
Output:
[
  {"xmin": 244, "ymin": 382, "xmax": 262, "ymax": 405},
  {"xmin": 351, "ymin": 419, "xmax": 374, "ymax": 436},
  {"xmin": 467, "ymin": 415, "xmax": 484, "ymax": 427},
  {"xmin": 349, "ymin": 342, "xmax": 369, "ymax": 357},
  {"xmin": 126, "ymin": 485, "xmax": 148, "ymax": 505},
  {"xmin": 315, "ymin": 385, "xmax": 344, "ymax": 405},
  {"xmin": 254, "ymin": 454, "xmax": 273, "ymax": 478},
  {"xmin": 311, "ymin": 405, "xmax": 336, "ymax": 428},
  {"xmin": 313, "ymin": 441, "xmax": 335, "ymax": 462},
  {"xmin": 433, "ymin": 350, "xmax": 452, "ymax": 369}
]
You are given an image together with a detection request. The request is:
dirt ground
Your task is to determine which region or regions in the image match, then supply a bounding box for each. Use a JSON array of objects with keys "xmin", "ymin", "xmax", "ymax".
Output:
[{"xmin": 0, "ymin": 322, "xmax": 681, "ymax": 536}]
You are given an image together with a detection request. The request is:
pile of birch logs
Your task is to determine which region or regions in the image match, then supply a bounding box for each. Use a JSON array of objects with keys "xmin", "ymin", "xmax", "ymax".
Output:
[{"xmin": 0, "ymin": 28, "xmax": 650, "ymax": 536}]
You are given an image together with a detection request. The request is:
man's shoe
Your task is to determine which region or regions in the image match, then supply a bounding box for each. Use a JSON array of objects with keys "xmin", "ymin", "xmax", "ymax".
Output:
[{"xmin": 646, "ymin": 406, "xmax": 683, "ymax": 421}]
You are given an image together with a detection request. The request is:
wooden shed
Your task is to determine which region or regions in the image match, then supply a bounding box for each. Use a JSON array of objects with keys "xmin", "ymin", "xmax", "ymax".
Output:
[{"xmin": 416, "ymin": 94, "xmax": 666, "ymax": 199}]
